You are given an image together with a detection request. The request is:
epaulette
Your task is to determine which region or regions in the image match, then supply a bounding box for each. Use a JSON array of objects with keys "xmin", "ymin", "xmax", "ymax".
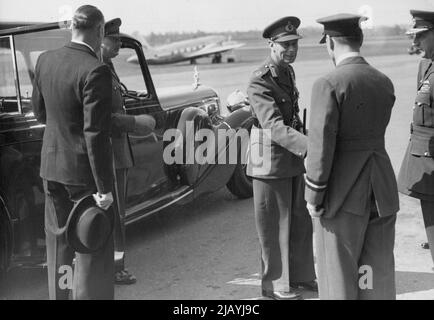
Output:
[
  {"xmin": 267, "ymin": 64, "xmax": 278, "ymax": 78},
  {"xmin": 252, "ymin": 64, "xmax": 271, "ymax": 78}
]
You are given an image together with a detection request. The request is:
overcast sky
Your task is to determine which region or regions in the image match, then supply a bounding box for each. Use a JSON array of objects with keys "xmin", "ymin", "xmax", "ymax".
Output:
[{"xmin": 1, "ymin": 0, "xmax": 434, "ymax": 34}]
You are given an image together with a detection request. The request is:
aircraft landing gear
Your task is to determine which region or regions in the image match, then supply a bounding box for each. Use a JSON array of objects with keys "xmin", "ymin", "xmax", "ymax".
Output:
[{"xmin": 211, "ymin": 53, "xmax": 222, "ymax": 64}]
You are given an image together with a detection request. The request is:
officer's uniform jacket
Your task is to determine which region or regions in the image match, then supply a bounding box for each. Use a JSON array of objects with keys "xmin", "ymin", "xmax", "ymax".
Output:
[
  {"xmin": 398, "ymin": 58, "xmax": 434, "ymax": 201},
  {"xmin": 246, "ymin": 57, "xmax": 307, "ymax": 179},
  {"xmin": 305, "ymin": 56, "xmax": 399, "ymax": 218},
  {"xmin": 107, "ymin": 61, "xmax": 135, "ymax": 169}
]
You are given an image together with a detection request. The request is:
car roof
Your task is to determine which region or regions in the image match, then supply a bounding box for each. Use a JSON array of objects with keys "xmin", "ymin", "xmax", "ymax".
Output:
[
  {"xmin": 0, "ymin": 20, "xmax": 137, "ymax": 43},
  {"xmin": 0, "ymin": 21, "xmax": 44, "ymax": 30},
  {"xmin": 0, "ymin": 21, "xmax": 69, "ymax": 37}
]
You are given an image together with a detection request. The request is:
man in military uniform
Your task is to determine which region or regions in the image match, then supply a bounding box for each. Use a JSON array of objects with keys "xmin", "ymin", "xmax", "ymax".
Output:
[
  {"xmin": 246, "ymin": 16, "xmax": 316, "ymax": 300},
  {"xmin": 102, "ymin": 18, "xmax": 156, "ymax": 285},
  {"xmin": 305, "ymin": 14, "xmax": 399, "ymax": 300},
  {"xmin": 398, "ymin": 10, "xmax": 434, "ymax": 266}
]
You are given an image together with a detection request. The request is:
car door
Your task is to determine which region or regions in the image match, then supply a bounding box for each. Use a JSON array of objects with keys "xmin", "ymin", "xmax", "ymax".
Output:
[{"xmin": 110, "ymin": 41, "xmax": 170, "ymax": 212}]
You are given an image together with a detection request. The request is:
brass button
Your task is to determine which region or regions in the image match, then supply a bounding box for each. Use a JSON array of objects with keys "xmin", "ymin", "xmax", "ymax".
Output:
[{"xmin": 425, "ymin": 152, "xmax": 429, "ymax": 156}]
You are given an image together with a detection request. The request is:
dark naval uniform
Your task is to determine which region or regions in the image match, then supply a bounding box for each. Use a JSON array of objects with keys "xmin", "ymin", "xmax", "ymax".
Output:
[
  {"xmin": 305, "ymin": 14, "xmax": 399, "ymax": 300},
  {"xmin": 246, "ymin": 17, "xmax": 315, "ymax": 297},
  {"xmin": 398, "ymin": 10, "xmax": 434, "ymax": 265}
]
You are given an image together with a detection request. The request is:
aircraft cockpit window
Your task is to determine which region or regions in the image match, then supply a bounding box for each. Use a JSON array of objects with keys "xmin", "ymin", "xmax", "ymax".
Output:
[
  {"xmin": 0, "ymin": 36, "xmax": 19, "ymax": 114},
  {"xmin": 14, "ymin": 28, "xmax": 71, "ymax": 116}
]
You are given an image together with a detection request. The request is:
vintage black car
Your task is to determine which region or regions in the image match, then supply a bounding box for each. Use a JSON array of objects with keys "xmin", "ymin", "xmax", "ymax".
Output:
[{"xmin": 0, "ymin": 21, "xmax": 253, "ymax": 278}]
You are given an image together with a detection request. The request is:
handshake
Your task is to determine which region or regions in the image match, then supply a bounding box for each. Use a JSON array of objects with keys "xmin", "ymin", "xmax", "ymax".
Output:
[{"xmin": 133, "ymin": 114, "xmax": 156, "ymax": 135}]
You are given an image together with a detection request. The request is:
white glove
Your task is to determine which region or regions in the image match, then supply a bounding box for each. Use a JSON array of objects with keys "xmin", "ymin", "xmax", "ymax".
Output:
[
  {"xmin": 93, "ymin": 192, "xmax": 114, "ymax": 210},
  {"xmin": 307, "ymin": 202, "xmax": 325, "ymax": 218},
  {"xmin": 134, "ymin": 114, "xmax": 156, "ymax": 135}
]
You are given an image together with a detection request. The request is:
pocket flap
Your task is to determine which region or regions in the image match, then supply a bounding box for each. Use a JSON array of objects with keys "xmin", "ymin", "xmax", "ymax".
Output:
[{"xmin": 410, "ymin": 134, "xmax": 434, "ymax": 157}]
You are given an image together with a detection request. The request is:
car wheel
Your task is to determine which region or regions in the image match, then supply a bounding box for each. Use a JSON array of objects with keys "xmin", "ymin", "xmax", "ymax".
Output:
[
  {"xmin": 176, "ymin": 107, "xmax": 212, "ymax": 186},
  {"xmin": 226, "ymin": 119, "xmax": 253, "ymax": 199},
  {"xmin": 227, "ymin": 161, "xmax": 252, "ymax": 199}
]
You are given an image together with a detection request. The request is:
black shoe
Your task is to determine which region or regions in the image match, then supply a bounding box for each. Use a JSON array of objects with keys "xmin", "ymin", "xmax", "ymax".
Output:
[
  {"xmin": 262, "ymin": 290, "xmax": 302, "ymax": 300},
  {"xmin": 421, "ymin": 242, "xmax": 430, "ymax": 249},
  {"xmin": 290, "ymin": 280, "xmax": 318, "ymax": 292}
]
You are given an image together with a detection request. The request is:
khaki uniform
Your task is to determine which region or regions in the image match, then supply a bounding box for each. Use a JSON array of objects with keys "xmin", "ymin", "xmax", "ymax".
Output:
[
  {"xmin": 247, "ymin": 57, "xmax": 315, "ymax": 293},
  {"xmin": 398, "ymin": 58, "xmax": 434, "ymax": 201},
  {"xmin": 398, "ymin": 58, "xmax": 434, "ymax": 262}
]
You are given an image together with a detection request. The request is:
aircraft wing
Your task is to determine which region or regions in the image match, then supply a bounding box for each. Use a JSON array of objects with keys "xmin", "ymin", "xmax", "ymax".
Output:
[{"xmin": 181, "ymin": 41, "xmax": 245, "ymax": 60}]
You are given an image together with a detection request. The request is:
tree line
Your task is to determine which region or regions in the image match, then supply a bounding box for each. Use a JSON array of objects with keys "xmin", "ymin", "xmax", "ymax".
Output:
[{"xmin": 141, "ymin": 25, "xmax": 409, "ymax": 46}]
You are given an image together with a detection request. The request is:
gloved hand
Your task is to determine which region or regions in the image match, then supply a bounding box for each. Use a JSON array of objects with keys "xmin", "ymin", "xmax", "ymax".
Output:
[
  {"xmin": 93, "ymin": 192, "xmax": 114, "ymax": 210},
  {"xmin": 134, "ymin": 114, "xmax": 156, "ymax": 135},
  {"xmin": 307, "ymin": 202, "xmax": 324, "ymax": 218}
]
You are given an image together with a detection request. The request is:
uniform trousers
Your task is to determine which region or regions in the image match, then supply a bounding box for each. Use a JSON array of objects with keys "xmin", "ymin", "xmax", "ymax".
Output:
[
  {"xmin": 113, "ymin": 168, "xmax": 128, "ymax": 271},
  {"xmin": 253, "ymin": 175, "xmax": 315, "ymax": 293},
  {"xmin": 43, "ymin": 180, "xmax": 114, "ymax": 300},
  {"xmin": 421, "ymin": 200, "xmax": 434, "ymax": 227},
  {"xmin": 313, "ymin": 209, "xmax": 396, "ymax": 300},
  {"xmin": 421, "ymin": 200, "xmax": 434, "ymax": 264}
]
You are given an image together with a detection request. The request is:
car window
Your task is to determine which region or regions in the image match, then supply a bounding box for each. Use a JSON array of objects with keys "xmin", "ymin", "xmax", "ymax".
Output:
[
  {"xmin": 112, "ymin": 47, "xmax": 148, "ymax": 96},
  {"xmin": 0, "ymin": 36, "xmax": 19, "ymax": 114},
  {"xmin": 14, "ymin": 28, "xmax": 71, "ymax": 116}
]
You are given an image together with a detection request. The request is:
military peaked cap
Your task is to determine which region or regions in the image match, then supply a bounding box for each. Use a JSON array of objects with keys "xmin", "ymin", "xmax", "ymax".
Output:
[
  {"xmin": 263, "ymin": 16, "xmax": 302, "ymax": 42},
  {"xmin": 316, "ymin": 13, "xmax": 367, "ymax": 44},
  {"xmin": 407, "ymin": 10, "xmax": 434, "ymax": 35},
  {"xmin": 105, "ymin": 18, "xmax": 121, "ymax": 37}
]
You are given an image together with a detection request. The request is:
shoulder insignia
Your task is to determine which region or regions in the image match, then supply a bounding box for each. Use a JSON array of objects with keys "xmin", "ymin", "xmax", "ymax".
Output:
[
  {"xmin": 253, "ymin": 64, "xmax": 270, "ymax": 78},
  {"xmin": 269, "ymin": 65, "xmax": 278, "ymax": 78}
]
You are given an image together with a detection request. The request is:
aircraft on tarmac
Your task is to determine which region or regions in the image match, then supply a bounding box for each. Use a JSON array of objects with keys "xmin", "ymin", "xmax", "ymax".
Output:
[{"xmin": 127, "ymin": 32, "xmax": 245, "ymax": 65}]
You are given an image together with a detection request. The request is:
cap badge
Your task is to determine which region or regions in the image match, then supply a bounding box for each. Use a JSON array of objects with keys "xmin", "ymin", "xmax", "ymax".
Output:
[{"xmin": 285, "ymin": 22, "xmax": 295, "ymax": 33}]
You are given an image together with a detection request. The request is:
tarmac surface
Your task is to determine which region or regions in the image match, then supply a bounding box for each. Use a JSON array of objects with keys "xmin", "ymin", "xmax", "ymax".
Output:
[{"xmin": 1, "ymin": 42, "xmax": 434, "ymax": 299}]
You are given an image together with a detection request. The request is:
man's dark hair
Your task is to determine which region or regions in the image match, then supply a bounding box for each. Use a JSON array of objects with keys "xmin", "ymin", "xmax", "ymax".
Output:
[
  {"xmin": 72, "ymin": 5, "xmax": 104, "ymax": 30},
  {"xmin": 332, "ymin": 29, "xmax": 364, "ymax": 49}
]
